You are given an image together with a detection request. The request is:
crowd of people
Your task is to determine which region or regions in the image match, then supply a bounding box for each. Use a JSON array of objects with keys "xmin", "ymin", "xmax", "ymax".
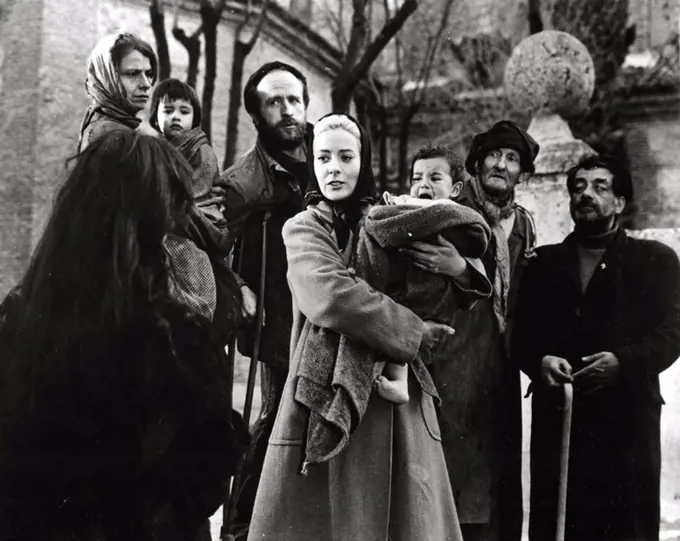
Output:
[{"xmin": 0, "ymin": 31, "xmax": 679, "ymax": 541}]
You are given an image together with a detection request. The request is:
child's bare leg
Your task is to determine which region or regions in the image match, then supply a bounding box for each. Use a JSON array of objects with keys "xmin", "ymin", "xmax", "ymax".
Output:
[{"xmin": 375, "ymin": 362, "xmax": 409, "ymax": 404}]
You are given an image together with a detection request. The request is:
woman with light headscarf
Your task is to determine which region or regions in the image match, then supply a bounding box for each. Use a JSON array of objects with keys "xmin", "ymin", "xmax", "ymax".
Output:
[{"xmin": 78, "ymin": 33, "xmax": 157, "ymax": 152}]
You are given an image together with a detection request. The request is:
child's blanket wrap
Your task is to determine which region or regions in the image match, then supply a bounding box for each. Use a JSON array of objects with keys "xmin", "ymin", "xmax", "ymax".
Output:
[{"xmin": 294, "ymin": 201, "xmax": 492, "ymax": 472}]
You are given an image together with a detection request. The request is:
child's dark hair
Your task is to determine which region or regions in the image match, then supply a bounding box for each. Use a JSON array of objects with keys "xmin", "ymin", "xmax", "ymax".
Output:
[
  {"xmin": 410, "ymin": 144, "xmax": 465, "ymax": 183},
  {"xmin": 149, "ymin": 78, "xmax": 202, "ymax": 132}
]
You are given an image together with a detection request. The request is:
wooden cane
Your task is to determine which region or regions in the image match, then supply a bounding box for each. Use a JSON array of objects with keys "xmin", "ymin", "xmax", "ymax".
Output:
[{"xmin": 556, "ymin": 382, "xmax": 574, "ymax": 541}]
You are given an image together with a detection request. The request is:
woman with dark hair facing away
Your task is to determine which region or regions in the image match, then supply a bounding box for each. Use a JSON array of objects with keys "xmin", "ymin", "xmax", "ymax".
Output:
[
  {"xmin": 77, "ymin": 33, "xmax": 157, "ymax": 152},
  {"xmin": 248, "ymin": 114, "xmax": 465, "ymax": 540},
  {"xmin": 0, "ymin": 131, "xmax": 248, "ymax": 541}
]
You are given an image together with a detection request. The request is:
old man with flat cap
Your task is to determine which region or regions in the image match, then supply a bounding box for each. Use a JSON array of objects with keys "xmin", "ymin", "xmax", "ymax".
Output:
[{"xmin": 428, "ymin": 120, "xmax": 539, "ymax": 541}]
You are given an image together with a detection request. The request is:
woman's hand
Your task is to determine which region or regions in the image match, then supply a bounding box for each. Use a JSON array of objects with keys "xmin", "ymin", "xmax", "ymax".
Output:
[
  {"xmin": 401, "ymin": 234, "xmax": 467, "ymax": 278},
  {"xmin": 421, "ymin": 320, "xmax": 455, "ymax": 350}
]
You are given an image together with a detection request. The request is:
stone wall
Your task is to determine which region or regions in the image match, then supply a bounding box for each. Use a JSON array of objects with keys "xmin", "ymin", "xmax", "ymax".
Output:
[
  {"xmin": 628, "ymin": 0, "xmax": 679, "ymax": 51},
  {"xmin": 622, "ymin": 95, "xmax": 680, "ymax": 229}
]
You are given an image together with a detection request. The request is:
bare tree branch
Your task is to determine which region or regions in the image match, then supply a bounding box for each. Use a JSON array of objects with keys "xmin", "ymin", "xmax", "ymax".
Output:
[
  {"xmin": 409, "ymin": 0, "xmax": 454, "ymax": 110},
  {"xmin": 150, "ymin": 0, "xmax": 171, "ymax": 81},
  {"xmin": 172, "ymin": 0, "xmax": 203, "ymax": 88},
  {"xmin": 345, "ymin": 0, "xmax": 417, "ymax": 91},
  {"xmin": 223, "ymin": 1, "xmax": 272, "ymax": 168},
  {"xmin": 332, "ymin": 0, "xmax": 418, "ymax": 112}
]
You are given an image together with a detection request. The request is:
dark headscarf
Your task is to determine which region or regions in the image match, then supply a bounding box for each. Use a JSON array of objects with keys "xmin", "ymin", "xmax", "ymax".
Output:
[
  {"xmin": 78, "ymin": 34, "xmax": 144, "ymax": 149},
  {"xmin": 304, "ymin": 113, "xmax": 376, "ymax": 249},
  {"xmin": 465, "ymin": 120, "xmax": 540, "ymax": 175}
]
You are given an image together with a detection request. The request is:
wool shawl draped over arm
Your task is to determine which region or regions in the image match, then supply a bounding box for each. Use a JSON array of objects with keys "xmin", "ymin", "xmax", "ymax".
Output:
[
  {"xmin": 283, "ymin": 212, "xmax": 424, "ymax": 364},
  {"xmin": 283, "ymin": 209, "xmax": 426, "ymax": 470}
]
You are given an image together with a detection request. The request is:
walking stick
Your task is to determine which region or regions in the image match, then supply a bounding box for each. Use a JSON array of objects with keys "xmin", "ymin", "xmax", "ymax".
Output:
[
  {"xmin": 243, "ymin": 209, "xmax": 271, "ymax": 426},
  {"xmin": 221, "ymin": 210, "xmax": 271, "ymax": 539},
  {"xmin": 221, "ymin": 235, "xmax": 245, "ymax": 541},
  {"xmin": 556, "ymin": 382, "xmax": 574, "ymax": 541}
]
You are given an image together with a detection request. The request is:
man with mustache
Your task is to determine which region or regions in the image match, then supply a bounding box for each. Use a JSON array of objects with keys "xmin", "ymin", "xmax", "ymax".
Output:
[
  {"xmin": 220, "ymin": 61, "xmax": 312, "ymax": 533},
  {"xmin": 428, "ymin": 120, "xmax": 539, "ymax": 541},
  {"xmin": 514, "ymin": 155, "xmax": 680, "ymax": 541}
]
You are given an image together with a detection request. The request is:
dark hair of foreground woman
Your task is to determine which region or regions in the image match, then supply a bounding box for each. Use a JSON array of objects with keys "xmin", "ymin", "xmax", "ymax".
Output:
[{"xmin": 0, "ymin": 131, "xmax": 247, "ymax": 541}]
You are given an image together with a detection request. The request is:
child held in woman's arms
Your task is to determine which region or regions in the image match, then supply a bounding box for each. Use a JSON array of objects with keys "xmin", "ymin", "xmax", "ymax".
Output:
[
  {"xmin": 149, "ymin": 78, "xmax": 227, "ymax": 230},
  {"xmin": 368, "ymin": 144, "xmax": 491, "ymax": 404}
]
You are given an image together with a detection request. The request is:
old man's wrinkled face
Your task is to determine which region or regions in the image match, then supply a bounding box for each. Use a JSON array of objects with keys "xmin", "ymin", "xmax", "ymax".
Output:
[
  {"xmin": 479, "ymin": 148, "xmax": 523, "ymax": 200},
  {"xmin": 569, "ymin": 167, "xmax": 626, "ymax": 229},
  {"xmin": 256, "ymin": 70, "xmax": 307, "ymax": 149}
]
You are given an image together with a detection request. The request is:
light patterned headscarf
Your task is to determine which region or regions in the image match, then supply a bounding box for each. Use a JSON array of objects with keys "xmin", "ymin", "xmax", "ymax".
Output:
[{"xmin": 77, "ymin": 34, "xmax": 145, "ymax": 150}]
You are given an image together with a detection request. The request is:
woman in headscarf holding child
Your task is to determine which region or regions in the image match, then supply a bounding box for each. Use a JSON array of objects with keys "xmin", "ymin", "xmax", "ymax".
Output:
[
  {"xmin": 78, "ymin": 32, "xmax": 157, "ymax": 152},
  {"xmin": 247, "ymin": 113, "xmax": 483, "ymax": 541}
]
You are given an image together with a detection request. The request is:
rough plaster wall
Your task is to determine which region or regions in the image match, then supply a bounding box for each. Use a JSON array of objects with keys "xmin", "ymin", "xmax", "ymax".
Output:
[
  {"xmin": 0, "ymin": 0, "xmax": 43, "ymax": 295},
  {"xmin": 31, "ymin": 0, "xmax": 99, "ymax": 249}
]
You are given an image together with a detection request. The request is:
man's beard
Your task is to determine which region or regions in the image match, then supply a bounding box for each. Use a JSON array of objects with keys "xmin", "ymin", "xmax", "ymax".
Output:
[
  {"xmin": 571, "ymin": 203, "xmax": 617, "ymax": 236},
  {"xmin": 257, "ymin": 118, "xmax": 306, "ymax": 150}
]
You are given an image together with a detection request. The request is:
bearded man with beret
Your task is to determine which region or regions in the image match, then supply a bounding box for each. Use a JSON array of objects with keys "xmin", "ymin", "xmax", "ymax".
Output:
[
  {"xmin": 513, "ymin": 154, "xmax": 680, "ymax": 541},
  {"xmin": 428, "ymin": 120, "xmax": 540, "ymax": 541}
]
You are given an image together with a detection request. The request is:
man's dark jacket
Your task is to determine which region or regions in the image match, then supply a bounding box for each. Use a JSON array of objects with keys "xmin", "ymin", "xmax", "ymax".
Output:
[
  {"xmin": 428, "ymin": 182, "xmax": 535, "ymax": 538},
  {"xmin": 221, "ymin": 140, "xmax": 306, "ymax": 368},
  {"xmin": 513, "ymin": 229, "xmax": 680, "ymax": 541}
]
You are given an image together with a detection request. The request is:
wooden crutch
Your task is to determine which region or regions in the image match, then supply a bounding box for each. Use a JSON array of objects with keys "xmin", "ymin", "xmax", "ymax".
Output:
[
  {"xmin": 221, "ymin": 210, "xmax": 271, "ymax": 539},
  {"xmin": 556, "ymin": 382, "xmax": 574, "ymax": 541},
  {"xmin": 242, "ymin": 209, "xmax": 271, "ymax": 426}
]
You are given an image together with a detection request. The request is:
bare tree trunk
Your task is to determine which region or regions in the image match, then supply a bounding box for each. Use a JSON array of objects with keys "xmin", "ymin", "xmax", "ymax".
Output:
[
  {"xmin": 331, "ymin": 0, "xmax": 417, "ymax": 113},
  {"xmin": 199, "ymin": 0, "xmax": 227, "ymax": 142},
  {"xmin": 223, "ymin": 1, "xmax": 270, "ymax": 169},
  {"xmin": 529, "ymin": 0, "xmax": 544, "ymax": 34},
  {"xmin": 224, "ymin": 40, "xmax": 248, "ymax": 169},
  {"xmin": 378, "ymin": 106, "xmax": 388, "ymax": 192},
  {"xmin": 172, "ymin": 1, "xmax": 202, "ymax": 89},
  {"xmin": 150, "ymin": 0, "xmax": 171, "ymax": 81},
  {"xmin": 397, "ymin": 109, "xmax": 416, "ymax": 192}
]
